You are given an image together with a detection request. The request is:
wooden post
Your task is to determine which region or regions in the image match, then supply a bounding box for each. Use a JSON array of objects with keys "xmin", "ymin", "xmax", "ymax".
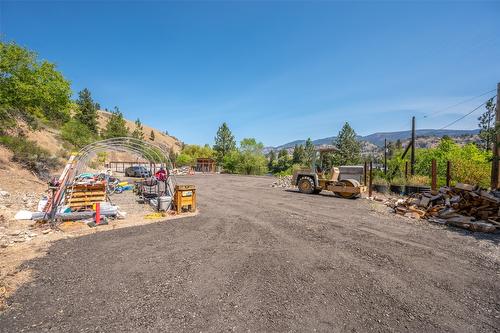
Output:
[
  {"xmin": 431, "ymin": 159, "xmax": 437, "ymax": 191},
  {"xmin": 411, "ymin": 116, "xmax": 416, "ymax": 176},
  {"xmin": 491, "ymin": 82, "xmax": 500, "ymax": 190},
  {"xmin": 446, "ymin": 161, "xmax": 451, "ymax": 187},
  {"xmin": 364, "ymin": 161, "xmax": 367, "ymax": 185},
  {"xmin": 384, "ymin": 138, "xmax": 387, "ymax": 175},
  {"xmin": 405, "ymin": 161, "xmax": 408, "ymax": 179},
  {"xmin": 369, "ymin": 161, "xmax": 373, "ymax": 197}
]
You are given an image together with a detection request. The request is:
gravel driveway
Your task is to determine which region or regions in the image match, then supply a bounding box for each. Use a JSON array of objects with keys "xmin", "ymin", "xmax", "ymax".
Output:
[{"xmin": 0, "ymin": 174, "xmax": 498, "ymax": 332}]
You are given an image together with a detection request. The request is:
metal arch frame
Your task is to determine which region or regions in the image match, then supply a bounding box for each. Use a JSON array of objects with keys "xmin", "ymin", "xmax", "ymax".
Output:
[
  {"xmin": 74, "ymin": 137, "xmax": 173, "ymax": 175},
  {"xmin": 53, "ymin": 137, "xmax": 177, "ymax": 211}
]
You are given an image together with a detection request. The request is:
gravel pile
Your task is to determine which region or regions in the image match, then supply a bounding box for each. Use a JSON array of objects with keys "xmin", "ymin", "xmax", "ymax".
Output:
[{"xmin": 271, "ymin": 175, "xmax": 293, "ymax": 188}]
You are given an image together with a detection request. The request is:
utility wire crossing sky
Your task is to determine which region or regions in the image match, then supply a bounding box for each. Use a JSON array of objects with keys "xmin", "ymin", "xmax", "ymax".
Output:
[{"xmin": 1, "ymin": 1, "xmax": 499, "ymax": 146}]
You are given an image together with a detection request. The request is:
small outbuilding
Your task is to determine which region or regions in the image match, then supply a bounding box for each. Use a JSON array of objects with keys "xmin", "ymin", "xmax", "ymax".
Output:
[{"xmin": 195, "ymin": 158, "xmax": 216, "ymax": 173}]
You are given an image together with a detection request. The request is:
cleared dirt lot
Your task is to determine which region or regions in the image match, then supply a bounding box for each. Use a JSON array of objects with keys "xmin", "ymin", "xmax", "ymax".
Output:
[{"xmin": 0, "ymin": 174, "xmax": 499, "ymax": 332}]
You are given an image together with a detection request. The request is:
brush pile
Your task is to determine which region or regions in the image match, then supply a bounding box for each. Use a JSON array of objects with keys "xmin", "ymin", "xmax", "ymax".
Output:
[{"xmin": 385, "ymin": 183, "xmax": 500, "ymax": 233}]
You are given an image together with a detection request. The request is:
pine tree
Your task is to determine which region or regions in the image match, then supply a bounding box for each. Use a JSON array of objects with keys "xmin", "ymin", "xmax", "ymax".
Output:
[
  {"xmin": 333, "ymin": 122, "xmax": 361, "ymax": 166},
  {"xmin": 150, "ymin": 130, "xmax": 155, "ymax": 141},
  {"xmin": 131, "ymin": 118, "xmax": 144, "ymax": 140},
  {"xmin": 102, "ymin": 107, "xmax": 128, "ymax": 138},
  {"xmin": 267, "ymin": 150, "xmax": 276, "ymax": 170},
  {"xmin": 75, "ymin": 88, "xmax": 98, "ymax": 133},
  {"xmin": 213, "ymin": 122, "xmax": 236, "ymax": 164},
  {"xmin": 478, "ymin": 98, "xmax": 496, "ymax": 151},
  {"xmin": 292, "ymin": 144, "xmax": 306, "ymax": 165},
  {"xmin": 304, "ymin": 138, "xmax": 315, "ymax": 167}
]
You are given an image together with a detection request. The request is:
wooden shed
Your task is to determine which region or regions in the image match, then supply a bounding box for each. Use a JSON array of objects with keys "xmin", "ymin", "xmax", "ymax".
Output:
[{"xmin": 196, "ymin": 158, "xmax": 216, "ymax": 173}]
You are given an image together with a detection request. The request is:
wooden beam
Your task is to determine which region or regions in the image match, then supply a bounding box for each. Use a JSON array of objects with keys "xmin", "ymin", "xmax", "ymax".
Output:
[
  {"xmin": 411, "ymin": 116, "xmax": 416, "ymax": 175},
  {"xmin": 491, "ymin": 82, "xmax": 500, "ymax": 190},
  {"xmin": 369, "ymin": 161, "xmax": 373, "ymax": 197},
  {"xmin": 431, "ymin": 159, "xmax": 437, "ymax": 191},
  {"xmin": 446, "ymin": 161, "xmax": 451, "ymax": 187}
]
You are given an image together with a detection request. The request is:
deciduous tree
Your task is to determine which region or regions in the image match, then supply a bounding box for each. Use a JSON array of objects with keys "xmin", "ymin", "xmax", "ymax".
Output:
[{"xmin": 0, "ymin": 41, "xmax": 71, "ymax": 130}]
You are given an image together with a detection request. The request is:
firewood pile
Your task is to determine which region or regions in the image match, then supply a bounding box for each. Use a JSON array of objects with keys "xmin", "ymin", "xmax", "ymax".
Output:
[{"xmin": 385, "ymin": 183, "xmax": 500, "ymax": 233}]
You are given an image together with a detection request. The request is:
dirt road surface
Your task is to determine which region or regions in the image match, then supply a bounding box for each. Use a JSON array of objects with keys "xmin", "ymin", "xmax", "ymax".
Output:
[{"xmin": 0, "ymin": 174, "xmax": 498, "ymax": 332}]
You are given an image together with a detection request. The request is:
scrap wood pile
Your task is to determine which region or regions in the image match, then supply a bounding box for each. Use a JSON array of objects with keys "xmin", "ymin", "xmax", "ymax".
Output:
[{"xmin": 385, "ymin": 183, "xmax": 500, "ymax": 233}]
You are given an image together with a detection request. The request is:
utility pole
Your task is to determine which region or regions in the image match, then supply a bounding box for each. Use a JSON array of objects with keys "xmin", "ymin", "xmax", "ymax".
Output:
[
  {"xmin": 411, "ymin": 116, "xmax": 416, "ymax": 176},
  {"xmin": 384, "ymin": 138, "xmax": 387, "ymax": 175},
  {"xmin": 491, "ymin": 82, "xmax": 500, "ymax": 190}
]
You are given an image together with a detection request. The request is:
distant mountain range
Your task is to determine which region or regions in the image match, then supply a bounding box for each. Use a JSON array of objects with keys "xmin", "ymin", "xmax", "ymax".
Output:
[{"xmin": 269, "ymin": 129, "xmax": 480, "ymax": 150}]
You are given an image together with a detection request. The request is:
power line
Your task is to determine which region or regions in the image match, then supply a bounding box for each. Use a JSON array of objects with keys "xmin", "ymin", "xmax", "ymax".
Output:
[
  {"xmin": 423, "ymin": 88, "xmax": 496, "ymax": 119},
  {"xmin": 390, "ymin": 89, "xmax": 496, "ymax": 133},
  {"xmin": 438, "ymin": 96, "xmax": 496, "ymax": 130}
]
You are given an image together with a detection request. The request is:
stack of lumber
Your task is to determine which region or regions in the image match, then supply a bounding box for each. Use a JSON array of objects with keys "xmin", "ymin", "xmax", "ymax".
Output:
[
  {"xmin": 65, "ymin": 182, "xmax": 106, "ymax": 210},
  {"xmin": 386, "ymin": 183, "xmax": 499, "ymax": 233}
]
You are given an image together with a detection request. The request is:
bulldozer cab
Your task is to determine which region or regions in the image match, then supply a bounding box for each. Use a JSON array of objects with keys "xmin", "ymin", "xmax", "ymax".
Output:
[{"xmin": 312, "ymin": 147, "xmax": 339, "ymax": 181}]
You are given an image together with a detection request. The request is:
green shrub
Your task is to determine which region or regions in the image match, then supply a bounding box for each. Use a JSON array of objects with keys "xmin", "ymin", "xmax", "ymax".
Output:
[
  {"xmin": 0, "ymin": 135, "xmax": 60, "ymax": 179},
  {"xmin": 61, "ymin": 119, "xmax": 96, "ymax": 149},
  {"xmin": 176, "ymin": 153, "xmax": 195, "ymax": 166},
  {"xmin": 387, "ymin": 138, "xmax": 492, "ymax": 188}
]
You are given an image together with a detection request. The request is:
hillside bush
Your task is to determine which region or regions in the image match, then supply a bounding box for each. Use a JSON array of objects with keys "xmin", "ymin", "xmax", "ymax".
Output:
[
  {"xmin": 61, "ymin": 119, "xmax": 96, "ymax": 149},
  {"xmin": 0, "ymin": 135, "xmax": 60, "ymax": 179}
]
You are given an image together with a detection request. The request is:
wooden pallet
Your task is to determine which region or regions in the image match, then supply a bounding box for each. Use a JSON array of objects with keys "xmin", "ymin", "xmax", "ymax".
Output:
[{"xmin": 65, "ymin": 182, "xmax": 106, "ymax": 209}]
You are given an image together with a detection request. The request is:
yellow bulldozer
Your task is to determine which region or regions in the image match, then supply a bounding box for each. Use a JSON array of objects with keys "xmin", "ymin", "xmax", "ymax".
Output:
[{"xmin": 291, "ymin": 147, "xmax": 366, "ymax": 199}]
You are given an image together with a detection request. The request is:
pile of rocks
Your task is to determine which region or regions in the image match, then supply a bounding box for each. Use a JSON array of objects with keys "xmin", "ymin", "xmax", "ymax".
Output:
[
  {"xmin": 271, "ymin": 175, "xmax": 293, "ymax": 188},
  {"xmin": 385, "ymin": 183, "xmax": 500, "ymax": 233},
  {"xmin": 0, "ymin": 228, "xmax": 48, "ymax": 248},
  {"xmin": 171, "ymin": 166, "xmax": 192, "ymax": 176},
  {"xmin": 0, "ymin": 189, "xmax": 39, "ymax": 213},
  {"xmin": 0, "ymin": 188, "xmax": 51, "ymax": 248}
]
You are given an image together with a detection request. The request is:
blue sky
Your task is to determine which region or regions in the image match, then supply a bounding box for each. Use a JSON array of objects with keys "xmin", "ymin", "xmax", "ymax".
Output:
[{"xmin": 1, "ymin": 1, "xmax": 499, "ymax": 146}]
